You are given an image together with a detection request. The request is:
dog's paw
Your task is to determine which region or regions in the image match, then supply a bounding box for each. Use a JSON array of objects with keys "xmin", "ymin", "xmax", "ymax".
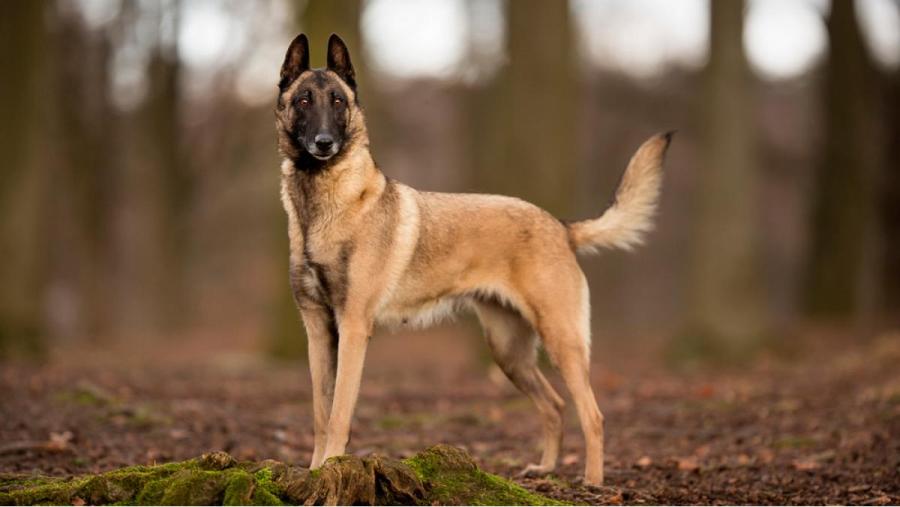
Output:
[
  {"xmin": 574, "ymin": 474, "xmax": 605, "ymax": 488},
  {"xmin": 518, "ymin": 463, "xmax": 554, "ymax": 478}
]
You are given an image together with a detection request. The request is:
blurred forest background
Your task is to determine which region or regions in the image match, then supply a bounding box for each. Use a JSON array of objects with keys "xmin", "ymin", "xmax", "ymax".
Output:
[{"xmin": 1, "ymin": 0, "xmax": 899, "ymax": 364}]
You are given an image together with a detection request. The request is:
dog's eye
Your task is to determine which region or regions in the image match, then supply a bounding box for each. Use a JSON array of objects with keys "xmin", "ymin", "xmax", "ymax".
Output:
[
  {"xmin": 333, "ymin": 97, "xmax": 343, "ymax": 105},
  {"xmin": 299, "ymin": 97, "xmax": 310, "ymax": 106}
]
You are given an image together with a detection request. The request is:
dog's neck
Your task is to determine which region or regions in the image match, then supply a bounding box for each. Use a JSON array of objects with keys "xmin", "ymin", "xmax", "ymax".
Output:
[{"xmin": 281, "ymin": 141, "xmax": 385, "ymax": 224}]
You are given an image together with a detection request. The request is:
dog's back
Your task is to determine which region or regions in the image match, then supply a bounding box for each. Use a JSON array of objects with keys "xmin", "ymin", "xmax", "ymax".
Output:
[{"xmin": 376, "ymin": 133, "xmax": 671, "ymax": 330}]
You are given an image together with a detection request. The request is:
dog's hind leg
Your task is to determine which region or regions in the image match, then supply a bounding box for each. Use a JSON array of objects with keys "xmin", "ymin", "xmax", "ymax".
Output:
[
  {"xmin": 536, "ymin": 298, "xmax": 605, "ymax": 486},
  {"xmin": 474, "ymin": 301, "xmax": 565, "ymax": 477},
  {"xmin": 299, "ymin": 307, "xmax": 338, "ymax": 468}
]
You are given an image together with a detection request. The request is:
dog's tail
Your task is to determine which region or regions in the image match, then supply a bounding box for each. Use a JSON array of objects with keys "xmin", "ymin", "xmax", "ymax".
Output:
[{"xmin": 567, "ymin": 132, "xmax": 673, "ymax": 255}]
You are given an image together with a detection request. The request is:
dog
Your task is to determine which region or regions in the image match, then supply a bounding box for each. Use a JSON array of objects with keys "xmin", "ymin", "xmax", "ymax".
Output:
[{"xmin": 275, "ymin": 33, "xmax": 671, "ymax": 486}]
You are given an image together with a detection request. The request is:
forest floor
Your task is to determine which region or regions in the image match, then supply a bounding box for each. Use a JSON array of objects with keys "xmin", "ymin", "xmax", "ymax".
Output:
[{"xmin": 2, "ymin": 326, "xmax": 899, "ymax": 505}]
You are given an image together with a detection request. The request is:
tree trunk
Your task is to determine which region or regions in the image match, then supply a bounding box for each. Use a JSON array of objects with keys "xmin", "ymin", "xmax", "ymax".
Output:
[
  {"xmin": 804, "ymin": 0, "xmax": 880, "ymax": 320},
  {"xmin": 0, "ymin": 0, "xmax": 52, "ymax": 358},
  {"xmin": 53, "ymin": 9, "xmax": 117, "ymax": 342},
  {"xmin": 140, "ymin": 4, "xmax": 191, "ymax": 333},
  {"xmin": 471, "ymin": 0, "xmax": 577, "ymax": 218},
  {"xmin": 881, "ymin": 69, "xmax": 900, "ymax": 318},
  {"xmin": 298, "ymin": 0, "xmax": 362, "ymax": 69},
  {"xmin": 684, "ymin": 0, "xmax": 766, "ymax": 357}
]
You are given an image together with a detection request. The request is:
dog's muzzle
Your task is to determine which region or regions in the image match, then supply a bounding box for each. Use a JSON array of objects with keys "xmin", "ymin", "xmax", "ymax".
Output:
[{"xmin": 309, "ymin": 134, "xmax": 339, "ymax": 160}]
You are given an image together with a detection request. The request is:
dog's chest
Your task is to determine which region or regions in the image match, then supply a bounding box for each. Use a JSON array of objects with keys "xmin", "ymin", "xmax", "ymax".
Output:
[{"xmin": 291, "ymin": 234, "xmax": 353, "ymax": 310}]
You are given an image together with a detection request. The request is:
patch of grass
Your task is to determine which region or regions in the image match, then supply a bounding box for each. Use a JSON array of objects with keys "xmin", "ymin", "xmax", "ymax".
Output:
[
  {"xmin": 886, "ymin": 390, "xmax": 900, "ymax": 405},
  {"xmin": 681, "ymin": 398, "xmax": 741, "ymax": 413},
  {"xmin": 377, "ymin": 414, "xmax": 408, "ymax": 430},
  {"xmin": 124, "ymin": 405, "xmax": 171, "ymax": 429},
  {"xmin": 56, "ymin": 382, "xmax": 116, "ymax": 407},
  {"xmin": 773, "ymin": 435, "xmax": 818, "ymax": 449},
  {"xmin": 664, "ymin": 327, "xmax": 783, "ymax": 370}
]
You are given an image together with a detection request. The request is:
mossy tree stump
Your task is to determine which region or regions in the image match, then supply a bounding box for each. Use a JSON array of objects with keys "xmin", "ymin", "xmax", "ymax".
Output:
[{"xmin": 0, "ymin": 445, "xmax": 563, "ymax": 505}]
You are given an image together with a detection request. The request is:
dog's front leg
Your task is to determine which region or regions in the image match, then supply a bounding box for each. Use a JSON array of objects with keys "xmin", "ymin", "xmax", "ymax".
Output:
[
  {"xmin": 300, "ymin": 307, "xmax": 338, "ymax": 469},
  {"xmin": 320, "ymin": 317, "xmax": 371, "ymax": 462}
]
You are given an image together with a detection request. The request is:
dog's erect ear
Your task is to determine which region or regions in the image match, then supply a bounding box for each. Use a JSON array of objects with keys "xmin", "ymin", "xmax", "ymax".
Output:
[
  {"xmin": 280, "ymin": 33, "xmax": 310, "ymax": 91},
  {"xmin": 327, "ymin": 33, "xmax": 356, "ymax": 90}
]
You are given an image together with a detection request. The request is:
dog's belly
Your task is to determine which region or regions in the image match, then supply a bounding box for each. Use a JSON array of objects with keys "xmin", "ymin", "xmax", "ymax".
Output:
[{"xmin": 375, "ymin": 291, "xmax": 467, "ymax": 330}]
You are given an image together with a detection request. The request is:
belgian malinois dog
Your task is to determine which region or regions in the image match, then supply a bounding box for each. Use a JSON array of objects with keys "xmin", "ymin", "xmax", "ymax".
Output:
[{"xmin": 276, "ymin": 33, "xmax": 671, "ymax": 486}]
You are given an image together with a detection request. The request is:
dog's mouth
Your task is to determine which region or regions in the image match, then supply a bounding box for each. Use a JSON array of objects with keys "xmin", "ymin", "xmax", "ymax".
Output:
[{"xmin": 307, "ymin": 144, "xmax": 339, "ymax": 161}]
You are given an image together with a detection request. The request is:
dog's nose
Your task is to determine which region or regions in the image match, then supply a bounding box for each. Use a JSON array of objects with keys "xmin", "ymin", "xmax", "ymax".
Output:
[{"xmin": 314, "ymin": 134, "xmax": 334, "ymax": 151}]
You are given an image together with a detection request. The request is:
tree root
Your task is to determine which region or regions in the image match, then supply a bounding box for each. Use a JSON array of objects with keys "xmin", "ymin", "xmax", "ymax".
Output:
[{"xmin": 0, "ymin": 445, "xmax": 563, "ymax": 505}]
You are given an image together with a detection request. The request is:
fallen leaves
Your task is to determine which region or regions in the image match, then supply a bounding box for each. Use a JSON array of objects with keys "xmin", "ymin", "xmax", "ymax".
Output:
[
  {"xmin": 3, "ymin": 336, "xmax": 898, "ymax": 506},
  {"xmin": 47, "ymin": 431, "xmax": 74, "ymax": 451},
  {"xmin": 757, "ymin": 448, "xmax": 775, "ymax": 463},
  {"xmin": 675, "ymin": 456, "xmax": 700, "ymax": 471},
  {"xmin": 695, "ymin": 384, "xmax": 716, "ymax": 399},
  {"xmin": 868, "ymin": 494, "xmax": 892, "ymax": 505},
  {"xmin": 791, "ymin": 458, "xmax": 822, "ymax": 471},
  {"xmin": 0, "ymin": 430, "xmax": 74, "ymax": 455},
  {"xmin": 791, "ymin": 449, "xmax": 836, "ymax": 471}
]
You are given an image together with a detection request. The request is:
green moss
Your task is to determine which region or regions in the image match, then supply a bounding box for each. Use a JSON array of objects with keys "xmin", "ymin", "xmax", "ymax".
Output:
[
  {"xmin": 250, "ymin": 485, "xmax": 283, "ymax": 505},
  {"xmin": 404, "ymin": 445, "xmax": 564, "ymax": 506},
  {"xmin": 248, "ymin": 468, "xmax": 283, "ymax": 506},
  {"xmin": 221, "ymin": 470, "xmax": 253, "ymax": 506},
  {"xmin": 0, "ymin": 476, "xmax": 89, "ymax": 505},
  {"xmin": 3, "ymin": 446, "xmax": 564, "ymax": 505},
  {"xmin": 0, "ymin": 473, "xmax": 64, "ymax": 491},
  {"xmin": 134, "ymin": 479, "xmax": 168, "ymax": 505},
  {"xmin": 164, "ymin": 469, "xmax": 229, "ymax": 504},
  {"xmin": 253, "ymin": 468, "xmax": 273, "ymax": 484}
]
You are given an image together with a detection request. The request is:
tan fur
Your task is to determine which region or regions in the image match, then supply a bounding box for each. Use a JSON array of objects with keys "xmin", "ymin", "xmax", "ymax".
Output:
[
  {"xmin": 278, "ymin": 66, "xmax": 670, "ymax": 486},
  {"xmin": 567, "ymin": 134, "xmax": 669, "ymax": 254}
]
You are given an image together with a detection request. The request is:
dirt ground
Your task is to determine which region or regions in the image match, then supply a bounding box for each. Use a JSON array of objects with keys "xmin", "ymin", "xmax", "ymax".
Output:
[{"xmin": 2, "ymin": 326, "xmax": 898, "ymax": 505}]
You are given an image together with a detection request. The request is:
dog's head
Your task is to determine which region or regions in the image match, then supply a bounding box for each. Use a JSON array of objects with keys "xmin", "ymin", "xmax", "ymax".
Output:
[{"xmin": 275, "ymin": 33, "xmax": 359, "ymax": 165}]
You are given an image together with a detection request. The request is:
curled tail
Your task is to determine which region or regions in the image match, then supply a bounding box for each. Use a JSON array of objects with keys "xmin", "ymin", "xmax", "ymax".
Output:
[{"xmin": 567, "ymin": 132, "xmax": 673, "ymax": 254}]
